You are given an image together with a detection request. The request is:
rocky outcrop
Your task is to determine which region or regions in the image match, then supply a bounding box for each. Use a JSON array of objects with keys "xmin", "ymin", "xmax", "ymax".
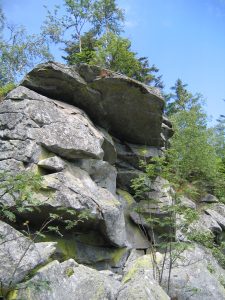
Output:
[
  {"xmin": 21, "ymin": 62, "xmax": 168, "ymax": 147},
  {"xmin": 2, "ymin": 62, "xmax": 225, "ymax": 299}
]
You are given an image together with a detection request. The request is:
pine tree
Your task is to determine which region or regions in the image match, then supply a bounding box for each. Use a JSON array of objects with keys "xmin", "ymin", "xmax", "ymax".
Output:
[{"xmin": 166, "ymin": 80, "xmax": 223, "ymax": 195}]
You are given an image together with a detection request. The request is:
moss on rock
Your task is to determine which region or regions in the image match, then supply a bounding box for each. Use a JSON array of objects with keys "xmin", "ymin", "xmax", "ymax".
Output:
[{"xmin": 123, "ymin": 253, "xmax": 163, "ymax": 284}]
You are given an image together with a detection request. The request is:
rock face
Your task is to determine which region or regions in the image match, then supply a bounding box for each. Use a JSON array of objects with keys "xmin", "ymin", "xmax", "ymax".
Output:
[
  {"xmin": 4, "ymin": 86, "xmax": 104, "ymax": 160},
  {"xmin": 0, "ymin": 221, "xmax": 56, "ymax": 287},
  {"xmin": 1, "ymin": 62, "xmax": 225, "ymax": 299},
  {"xmin": 161, "ymin": 244, "xmax": 225, "ymax": 300},
  {"xmin": 117, "ymin": 254, "xmax": 170, "ymax": 300},
  {"xmin": 21, "ymin": 62, "xmax": 167, "ymax": 147},
  {"xmin": 0, "ymin": 62, "xmax": 171, "ymax": 299},
  {"xmin": 16, "ymin": 259, "xmax": 120, "ymax": 300}
]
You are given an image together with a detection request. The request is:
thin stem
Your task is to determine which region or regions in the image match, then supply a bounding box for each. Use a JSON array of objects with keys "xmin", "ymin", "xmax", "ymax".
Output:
[{"xmin": 159, "ymin": 244, "xmax": 168, "ymax": 284}]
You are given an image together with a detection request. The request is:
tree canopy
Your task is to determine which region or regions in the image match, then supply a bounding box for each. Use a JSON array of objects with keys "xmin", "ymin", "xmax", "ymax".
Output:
[
  {"xmin": 42, "ymin": 0, "xmax": 124, "ymax": 52},
  {"xmin": 165, "ymin": 79, "xmax": 224, "ymax": 199},
  {"xmin": 42, "ymin": 0, "xmax": 163, "ymax": 87},
  {"xmin": 0, "ymin": 7, "xmax": 52, "ymax": 86}
]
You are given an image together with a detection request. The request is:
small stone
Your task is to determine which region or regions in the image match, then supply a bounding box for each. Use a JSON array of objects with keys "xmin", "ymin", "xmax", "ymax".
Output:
[
  {"xmin": 38, "ymin": 156, "xmax": 66, "ymax": 172},
  {"xmin": 200, "ymin": 194, "xmax": 219, "ymax": 203}
]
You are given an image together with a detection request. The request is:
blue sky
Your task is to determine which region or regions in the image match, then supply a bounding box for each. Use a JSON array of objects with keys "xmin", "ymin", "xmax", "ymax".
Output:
[{"xmin": 2, "ymin": 0, "xmax": 225, "ymax": 124}]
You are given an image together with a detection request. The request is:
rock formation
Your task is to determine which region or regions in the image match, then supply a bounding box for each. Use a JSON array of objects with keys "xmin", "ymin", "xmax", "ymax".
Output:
[{"xmin": 0, "ymin": 62, "xmax": 225, "ymax": 300}]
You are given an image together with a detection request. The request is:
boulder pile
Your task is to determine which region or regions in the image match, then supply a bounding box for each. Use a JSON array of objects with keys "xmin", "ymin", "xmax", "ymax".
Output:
[{"xmin": 1, "ymin": 62, "xmax": 225, "ymax": 299}]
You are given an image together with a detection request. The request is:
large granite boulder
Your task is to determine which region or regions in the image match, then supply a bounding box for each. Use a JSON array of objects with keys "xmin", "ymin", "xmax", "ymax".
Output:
[
  {"xmin": 3, "ymin": 86, "xmax": 104, "ymax": 161},
  {"xmin": 204, "ymin": 203, "xmax": 225, "ymax": 230},
  {"xmin": 21, "ymin": 62, "xmax": 166, "ymax": 146},
  {"xmin": 121, "ymin": 244, "xmax": 225, "ymax": 300},
  {"xmin": 46, "ymin": 231, "xmax": 129, "ymax": 272},
  {"xmin": 29, "ymin": 168, "xmax": 126, "ymax": 247},
  {"xmin": 16, "ymin": 259, "xmax": 121, "ymax": 300},
  {"xmin": 188, "ymin": 213, "xmax": 222, "ymax": 236},
  {"xmin": 200, "ymin": 193, "xmax": 219, "ymax": 204}
]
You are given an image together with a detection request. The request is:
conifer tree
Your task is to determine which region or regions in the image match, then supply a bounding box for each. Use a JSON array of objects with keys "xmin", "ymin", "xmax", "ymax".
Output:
[{"xmin": 166, "ymin": 79, "xmax": 223, "ymax": 195}]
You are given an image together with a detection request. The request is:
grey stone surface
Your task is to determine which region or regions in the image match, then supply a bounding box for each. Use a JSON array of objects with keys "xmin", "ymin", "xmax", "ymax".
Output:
[
  {"xmin": 117, "ymin": 168, "xmax": 143, "ymax": 193},
  {"xmin": 0, "ymin": 64, "xmax": 178, "ymax": 299},
  {"xmin": 38, "ymin": 156, "xmax": 66, "ymax": 172},
  {"xmin": 21, "ymin": 62, "xmax": 166, "ymax": 146},
  {"xmin": 99, "ymin": 270, "xmax": 122, "ymax": 282},
  {"xmin": 151, "ymin": 176, "xmax": 172, "ymax": 193},
  {"xmin": 130, "ymin": 191, "xmax": 173, "ymax": 228},
  {"xmin": 179, "ymin": 196, "xmax": 197, "ymax": 209},
  {"xmin": 129, "ymin": 177, "xmax": 174, "ymax": 243},
  {"xmin": 188, "ymin": 213, "xmax": 222, "ymax": 235},
  {"xmin": 122, "ymin": 245, "xmax": 225, "ymax": 300},
  {"xmin": 37, "ymin": 168, "xmax": 126, "ymax": 247},
  {"xmin": 161, "ymin": 244, "xmax": 225, "ymax": 300},
  {"xmin": 1, "ymin": 86, "xmax": 104, "ymax": 162},
  {"xmin": 0, "ymin": 220, "xmax": 56, "ymax": 287},
  {"xmin": 17, "ymin": 259, "xmax": 121, "ymax": 300},
  {"xmin": 97, "ymin": 127, "xmax": 117, "ymax": 164},
  {"xmin": 0, "ymin": 158, "xmax": 25, "ymax": 172},
  {"xmin": 117, "ymin": 189, "xmax": 151, "ymax": 249},
  {"xmin": 42, "ymin": 231, "xmax": 129, "ymax": 272},
  {"xmin": 201, "ymin": 193, "xmax": 219, "ymax": 203},
  {"xmin": 118, "ymin": 254, "xmax": 170, "ymax": 300},
  {"xmin": 161, "ymin": 116, "xmax": 174, "ymax": 147},
  {"xmin": 205, "ymin": 206, "xmax": 225, "ymax": 230},
  {"xmin": 123, "ymin": 249, "xmax": 146, "ymax": 272},
  {"xmin": 115, "ymin": 138, "xmax": 162, "ymax": 170},
  {"xmin": 74, "ymin": 158, "xmax": 117, "ymax": 195}
]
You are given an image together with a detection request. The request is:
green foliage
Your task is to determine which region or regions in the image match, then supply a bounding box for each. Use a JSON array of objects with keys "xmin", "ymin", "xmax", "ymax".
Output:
[
  {"xmin": 207, "ymin": 263, "xmax": 216, "ymax": 274},
  {"xmin": 212, "ymin": 113, "xmax": 225, "ymax": 201},
  {"xmin": 0, "ymin": 83, "xmax": 16, "ymax": 100},
  {"xmin": 0, "ymin": 171, "xmax": 43, "ymax": 223},
  {"xmin": 65, "ymin": 267, "xmax": 75, "ymax": 277},
  {"xmin": 165, "ymin": 79, "xmax": 225, "ymax": 199},
  {"xmin": 92, "ymin": 0, "xmax": 124, "ymax": 35},
  {"xmin": 213, "ymin": 114, "xmax": 225, "ymax": 161},
  {"xmin": 42, "ymin": 0, "xmax": 124, "ymax": 52},
  {"xmin": 130, "ymin": 156, "xmax": 199, "ymax": 292},
  {"xmin": 0, "ymin": 170, "xmax": 90, "ymax": 299},
  {"xmin": 219, "ymin": 275, "xmax": 225, "ymax": 289},
  {"xmin": 131, "ymin": 157, "xmax": 166, "ymax": 200},
  {"xmin": 0, "ymin": 7, "xmax": 52, "ymax": 85},
  {"xmin": 188, "ymin": 231, "xmax": 214, "ymax": 249},
  {"xmin": 44, "ymin": 1, "xmax": 163, "ymax": 87},
  {"xmin": 169, "ymin": 108, "xmax": 219, "ymax": 182},
  {"xmin": 165, "ymin": 79, "xmax": 200, "ymax": 116},
  {"xmin": 63, "ymin": 30, "xmax": 97, "ymax": 64},
  {"xmin": 85, "ymin": 31, "xmax": 163, "ymax": 86}
]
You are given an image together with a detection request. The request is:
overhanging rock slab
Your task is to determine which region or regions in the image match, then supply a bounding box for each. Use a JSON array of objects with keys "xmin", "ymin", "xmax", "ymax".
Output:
[{"xmin": 22, "ymin": 62, "xmax": 165, "ymax": 146}]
